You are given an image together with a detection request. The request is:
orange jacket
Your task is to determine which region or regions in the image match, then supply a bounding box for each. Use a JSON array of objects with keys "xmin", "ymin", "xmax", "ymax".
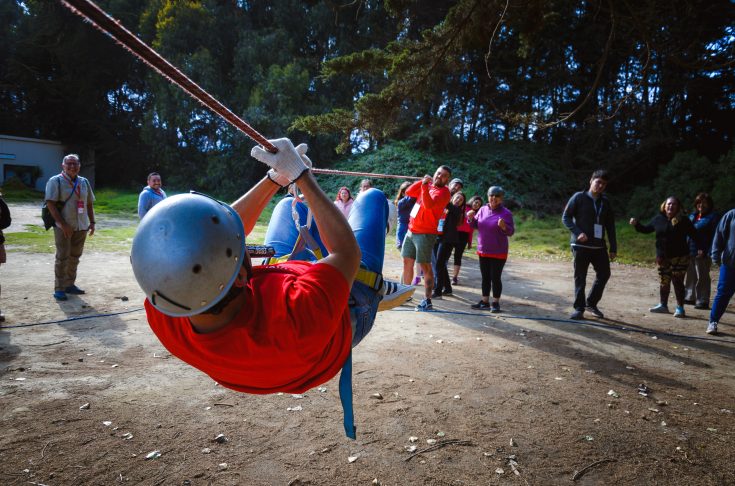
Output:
[{"xmin": 405, "ymin": 180, "xmax": 451, "ymax": 235}]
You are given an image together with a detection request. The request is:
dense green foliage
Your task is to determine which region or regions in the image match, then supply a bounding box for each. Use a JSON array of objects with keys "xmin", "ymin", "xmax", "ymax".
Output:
[{"xmin": 0, "ymin": 0, "xmax": 732, "ymax": 213}]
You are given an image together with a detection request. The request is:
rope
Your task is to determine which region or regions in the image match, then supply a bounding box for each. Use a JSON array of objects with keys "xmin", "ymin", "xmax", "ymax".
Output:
[
  {"xmin": 312, "ymin": 168, "xmax": 421, "ymax": 180},
  {"xmin": 0, "ymin": 308, "xmax": 144, "ymax": 329},
  {"xmin": 60, "ymin": 0, "xmax": 277, "ymax": 153},
  {"xmin": 60, "ymin": 0, "xmax": 423, "ymax": 183},
  {"xmin": 392, "ymin": 307, "xmax": 735, "ymax": 344}
]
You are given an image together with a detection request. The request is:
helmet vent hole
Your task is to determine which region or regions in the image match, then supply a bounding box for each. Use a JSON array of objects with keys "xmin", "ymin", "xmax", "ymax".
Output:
[
  {"xmin": 211, "ymin": 216, "xmax": 220, "ymax": 224},
  {"xmin": 226, "ymin": 248, "xmax": 233, "ymax": 257},
  {"xmin": 192, "ymin": 264, "xmax": 202, "ymax": 274}
]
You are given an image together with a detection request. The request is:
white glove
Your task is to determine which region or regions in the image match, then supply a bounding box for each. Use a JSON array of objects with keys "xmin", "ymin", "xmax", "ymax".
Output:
[
  {"xmin": 266, "ymin": 144, "xmax": 312, "ymax": 187},
  {"xmin": 251, "ymin": 138, "xmax": 310, "ymax": 183}
]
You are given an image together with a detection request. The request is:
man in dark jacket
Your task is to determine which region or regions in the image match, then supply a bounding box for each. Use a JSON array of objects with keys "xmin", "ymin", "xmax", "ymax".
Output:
[{"xmin": 562, "ymin": 170, "xmax": 617, "ymax": 320}]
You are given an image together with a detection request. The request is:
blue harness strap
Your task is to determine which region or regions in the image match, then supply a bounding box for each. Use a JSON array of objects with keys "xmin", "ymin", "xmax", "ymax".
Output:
[{"xmin": 338, "ymin": 351, "xmax": 356, "ymax": 439}]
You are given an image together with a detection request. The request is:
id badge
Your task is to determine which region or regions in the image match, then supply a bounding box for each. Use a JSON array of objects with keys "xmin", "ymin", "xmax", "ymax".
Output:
[
  {"xmin": 409, "ymin": 203, "xmax": 420, "ymax": 218},
  {"xmin": 594, "ymin": 224, "xmax": 603, "ymax": 239},
  {"xmin": 77, "ymin": 200, "xmax": 85, "ymax": 214},
  {"xmin": 437, "ymin": 218, "xmax": 445, "ymax": 233}
]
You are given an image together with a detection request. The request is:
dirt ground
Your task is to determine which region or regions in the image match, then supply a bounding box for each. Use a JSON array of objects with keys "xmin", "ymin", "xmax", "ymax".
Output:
[{"xmin": 1, "ymin": 204, "xmax": 733, "ymax": 485}]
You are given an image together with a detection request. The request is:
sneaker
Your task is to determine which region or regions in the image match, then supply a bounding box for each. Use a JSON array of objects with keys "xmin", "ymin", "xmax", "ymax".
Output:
[
  {"xmin": 490, "ymin": 302, "xmax": 501, "ymax": 313},
  {"xmin": 683, "ymin": 299, "xmax": 695, "ymax": 305},
  {"xmin": 53, "ymin": 290, "xmax": 68, "ymax": 301},
  {"xmin": 570, "ymin": 309, "xmax": 584, "ymax": 320},
  {"xmin": 65, "ymin": 285, "xmax": 86, "ymax": 295},
  {"xmin": 649, "ymin": 303, "xmax": 669, "ymax": 313},
  {"xmin": 673, "ymin": 306, "xmax": 685, "ymax": 318},
  {"xmin": 442, "ymin": 289, "xmax": 453, "ymax": 296},
  {"xmin": 471, "ymin": 300, "xmax": 490, "ymax": 310},
  {"xmin": 378, "ymin": 280, "xmax": 416, "ymax": 312},
  {"xmin": 694, "ymin": 302, "xmax": 709, "ymax": 310},
  {"xmin": 0, "ymin": 311, "xmax": 5, "ymax": 323},
  {"xmin": 411, "ymin": 276, "xmax": 421, "ymax": 286},
  {"xmin": 585, "ymin": 305, "xmax": 604, "ymax": 318},
  {"xmin": 430, "ymin": 291, "xmax": 443, "ymax": 300},
  {"xmin": 451, "ymin": 276, "xmax": 458, "ymax": 285},
  {"xmin": 706, "ymin": 322, "xmax": 718, "ymax": 335},
  {"xmin": 415, "ymin": 298, "xmax": 433, "ymax": 312}
]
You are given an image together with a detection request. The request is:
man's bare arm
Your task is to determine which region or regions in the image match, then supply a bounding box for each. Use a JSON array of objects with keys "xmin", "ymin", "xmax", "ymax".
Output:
[{"xmin": 231, "ymin": 176, "xmax": 281, "ymax": 235}]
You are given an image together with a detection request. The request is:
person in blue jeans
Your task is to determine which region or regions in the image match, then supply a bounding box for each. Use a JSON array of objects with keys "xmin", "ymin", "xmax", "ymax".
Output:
[{"xmin": 707, "ymin": 208, "xmax": 735, "ymax": 335}]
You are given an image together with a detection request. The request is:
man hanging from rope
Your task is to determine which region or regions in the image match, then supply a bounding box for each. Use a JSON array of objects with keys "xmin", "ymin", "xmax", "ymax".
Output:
[{"xmin": 130, "ymin": 138, "xmax": 414, "ymax": 438}]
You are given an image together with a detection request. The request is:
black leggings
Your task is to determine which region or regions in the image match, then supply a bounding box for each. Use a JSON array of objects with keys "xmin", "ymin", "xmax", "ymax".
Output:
[
  {"xmin": 452, "ymin": 232, "xmax": 470, "ymax": 266},
  {"xmin": 479, "ymin": 257, "xmax": 506, "ymax": 299}
]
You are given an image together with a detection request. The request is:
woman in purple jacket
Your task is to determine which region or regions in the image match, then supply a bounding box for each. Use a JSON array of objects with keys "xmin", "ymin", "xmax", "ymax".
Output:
[{"xmin": 467, "ymin": 186, "xmax": 515, "ymax": 312}]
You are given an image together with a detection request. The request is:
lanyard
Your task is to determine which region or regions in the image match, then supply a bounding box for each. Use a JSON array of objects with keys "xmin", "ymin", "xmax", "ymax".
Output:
[
  {"xmin": 62, "ymin": 173, "xmax": 81, "ymax": 198},
  {"xmin": 594, "ymin": 197, "xmax": 603, "ymax": 224}
]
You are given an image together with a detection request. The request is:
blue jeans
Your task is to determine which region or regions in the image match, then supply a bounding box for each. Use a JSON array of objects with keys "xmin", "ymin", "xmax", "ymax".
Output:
[
  {"xmin": 710, "ymin": 264, "xmax": 735, "ymax": 324},
  {"xmin": 264, "ymin": 189, "xmax": 388, "ymax": 346}
]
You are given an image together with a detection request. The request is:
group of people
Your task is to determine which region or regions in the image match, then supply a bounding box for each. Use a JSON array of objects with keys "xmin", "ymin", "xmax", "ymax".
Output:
[
  {"xmin": 0, "ymin": 143, "xmax": 731, "ymax": 439},
  {"xmin": 564, "ymin": 170, "xmax": 734, "ymax": 335}
]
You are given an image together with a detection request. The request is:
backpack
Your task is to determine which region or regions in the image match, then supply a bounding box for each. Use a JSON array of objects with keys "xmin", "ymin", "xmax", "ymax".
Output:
[{"xmin": 0, "ymin": 197, "xmax": 11, "ymax": 230}]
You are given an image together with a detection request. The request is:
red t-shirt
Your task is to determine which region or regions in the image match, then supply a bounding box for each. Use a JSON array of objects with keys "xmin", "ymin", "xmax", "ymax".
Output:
[
  {"xmin": 144, "ymin": 261, "xmax": 352, "ymax": 394},
  {"xmin": 405, "ymin": 180, "xmax": 451, "ymax": 234}
]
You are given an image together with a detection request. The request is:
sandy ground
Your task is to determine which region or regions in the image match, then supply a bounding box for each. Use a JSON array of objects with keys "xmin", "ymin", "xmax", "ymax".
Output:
[{"xmin": 1, "ymin": 203, "xmax": 734, "ymax": 485}]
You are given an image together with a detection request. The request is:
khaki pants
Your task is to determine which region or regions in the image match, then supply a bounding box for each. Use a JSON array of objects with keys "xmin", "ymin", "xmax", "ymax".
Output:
[{"xmin": 53, "ymin": 228, "xmax": 87, "ymax": 292}]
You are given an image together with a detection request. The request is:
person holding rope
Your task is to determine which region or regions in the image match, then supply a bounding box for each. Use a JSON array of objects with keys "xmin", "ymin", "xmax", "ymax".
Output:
[
  {"xmin": 131, "ymin": 138, "xmax": 413, "ymax": 439},
  {"xmin": 400, "ymin": 165, "xmax": 452, "ymax": 311}
]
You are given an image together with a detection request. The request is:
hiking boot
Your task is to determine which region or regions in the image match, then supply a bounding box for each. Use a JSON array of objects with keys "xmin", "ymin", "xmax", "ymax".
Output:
[
  {"xmin": 415, "ymin": 298, "xmax": 433, "ymax": 312},
  {"xmin": 65, "ymin": 285, "xmax": 86, "ymax": 295},
  {"xmin": 649, "ymin": 303, "xmax": 669, "ymax": 313},
  {"xmin": 451, "ymin": 276, "xmax": 458, "ymax": 285},
  {"xmin": 706, "ymin": 322, "xmax": 718, "ymax": 335},
  {"xmin": 694, "ymin": 302, "xmax": 709, "ymax": 310},
  {"xmin": 53, "ymin": 290, "xmax": 68, "ymax": 301},
  {"xmin": 673, "ymin": 306, "xmax": 685, "ymax": 318},
  {"xmin": 585, "ymin": 305, "xmax": 604, "ymax": 318},
  {"xmin": 378, "ymin": 280, "xmax": 416, "ymax": 312},
  {"xmin": 471, "ymin": 300, "xmax": 490, "ymax": 310},
  {"xmin": 570, "ymin": 309, "xmax": 584, "ymax": 320},
  {"xmin": 490, "ymin": 302, "xmax": 501, "ymax": 313}
]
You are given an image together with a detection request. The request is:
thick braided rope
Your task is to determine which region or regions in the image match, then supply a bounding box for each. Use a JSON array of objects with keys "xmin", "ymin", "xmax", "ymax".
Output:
[
  {"xmin": 60, "ymin": 0, "xmax": 421, "ymax": 181},
  {"xmin": 60, "ymin": 0, "xmax": 277, "ymax": 152}
]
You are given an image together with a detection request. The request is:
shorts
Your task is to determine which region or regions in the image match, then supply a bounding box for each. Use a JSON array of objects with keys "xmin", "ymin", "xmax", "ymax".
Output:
[{"xmin": 401, "ymin": 231, "xmax": 437, "ymax": 264}]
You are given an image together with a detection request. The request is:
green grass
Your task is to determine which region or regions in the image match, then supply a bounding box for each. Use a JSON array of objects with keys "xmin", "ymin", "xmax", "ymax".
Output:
[{"xmin": 4, "ymin": 189, "xmax": 658, "ymax": 266}]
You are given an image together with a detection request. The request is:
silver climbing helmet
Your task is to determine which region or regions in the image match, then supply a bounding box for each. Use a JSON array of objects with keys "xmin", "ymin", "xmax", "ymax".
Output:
[{"xmin": 131, "ymin": 192, "xmax": 246, "ymax": 317}]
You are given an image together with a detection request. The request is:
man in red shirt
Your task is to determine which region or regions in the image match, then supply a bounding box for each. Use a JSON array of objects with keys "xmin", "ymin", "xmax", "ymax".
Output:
[
  {"xmin": 400, "ymin": 165, "xmax": 452, "ymax": 311},
  {"xmin": 131, "ymin": 138, "xmax": 412, "ymax": 439}
]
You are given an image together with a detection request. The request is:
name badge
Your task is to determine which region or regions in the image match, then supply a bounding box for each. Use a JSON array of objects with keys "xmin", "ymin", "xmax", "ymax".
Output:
[
  {"xmin": 594, "ymin": 224, "xmax": 603, "ymax": 239},
  {"xmin": 409, "ymin": 203, "xmax": 420, "ymax": 218},
  {"xmin": 437, "ymin": 218, "xmax": 445, "ymax": 233},
  {"xmin": 77, "ymin": 200, "xmax": 85, "ymax": 214}
]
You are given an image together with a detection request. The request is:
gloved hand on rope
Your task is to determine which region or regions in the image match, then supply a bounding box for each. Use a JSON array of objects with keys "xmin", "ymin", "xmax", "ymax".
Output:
[{"xmin": 251, "ymin": 138, "xmax": 312, "ymax": 187}]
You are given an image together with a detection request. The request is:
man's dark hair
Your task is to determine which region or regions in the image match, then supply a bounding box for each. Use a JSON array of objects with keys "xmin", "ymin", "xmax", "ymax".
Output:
[
  {"xmin": 147, "ymin": 172, "xmax": 161, "ymax": 180},
  {"xmin": 439, "ymin": 165, "xmax": 452, "ymax": 175},
  {"xmin": 590, "ymin": 169, "xmax": 610, "ymax": 181}
]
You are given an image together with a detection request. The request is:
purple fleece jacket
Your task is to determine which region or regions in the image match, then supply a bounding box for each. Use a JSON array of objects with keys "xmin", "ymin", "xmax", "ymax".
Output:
[{"xmin": 469, "ymin": 205, "xmax": 515, "ymax": 255}]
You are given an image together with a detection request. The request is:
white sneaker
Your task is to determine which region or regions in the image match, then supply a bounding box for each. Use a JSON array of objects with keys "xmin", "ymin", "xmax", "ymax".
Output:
[
  {"xmin": 706, "ymin": 322, "xmax": 718, "ymax": 335},
  {"xmin": 378, "ymin": 280, "xmax": 416, "ymax": 312}
]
